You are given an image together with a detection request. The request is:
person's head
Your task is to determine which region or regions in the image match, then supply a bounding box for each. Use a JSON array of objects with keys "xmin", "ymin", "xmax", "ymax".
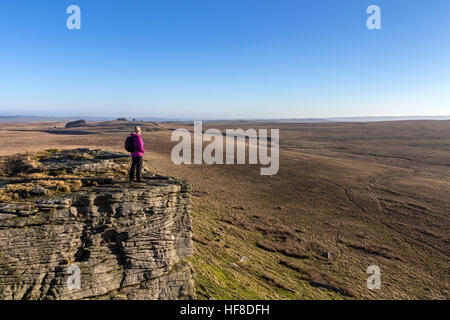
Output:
[{"xmin": 134, "ymin": 126, "xmax": 141, "ymax": 134}]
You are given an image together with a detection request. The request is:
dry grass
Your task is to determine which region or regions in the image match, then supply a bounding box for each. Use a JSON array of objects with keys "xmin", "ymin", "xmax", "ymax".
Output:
[
  {"xmin": 261, "ymin": 272, "xmax": 294, "ymax": 292},
  {"xmin": 279, "ymin": 258, "xmax": 356, "ymax": 297},
  {"xmin": 0, "ymin": 154, "xmax": 36, "ymax": 176},
  {"xmin": 0, "ymin": 120, "xmax": 448, "ymax": 299},
  {"xmin": 257, "ymin": 239, "xmax": 309, "ymax": 259},
  {"xmin": 0, "ymin": 178, "xmax": 87, "ymax": 202},
  {"xmin": 0, "ymin": 149, "xmax": 130, "ymax": 203}
]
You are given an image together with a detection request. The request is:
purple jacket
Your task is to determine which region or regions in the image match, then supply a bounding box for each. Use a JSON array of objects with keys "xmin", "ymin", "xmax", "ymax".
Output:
[{"xmin": 130, "ymin": 133, "xmax": 145, "ymax": 157}]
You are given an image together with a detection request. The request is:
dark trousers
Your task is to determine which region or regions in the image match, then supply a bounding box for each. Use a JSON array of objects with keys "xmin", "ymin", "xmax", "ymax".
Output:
[{"xmin": 129, "ymin": 156, "xmax": 143, "ymax": 181}]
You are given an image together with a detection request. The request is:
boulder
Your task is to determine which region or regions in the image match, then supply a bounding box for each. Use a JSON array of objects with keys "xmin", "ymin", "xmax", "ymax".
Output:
[{"xmin": 65, "ymin": 120, "xmax": 87, "ymax": 128}]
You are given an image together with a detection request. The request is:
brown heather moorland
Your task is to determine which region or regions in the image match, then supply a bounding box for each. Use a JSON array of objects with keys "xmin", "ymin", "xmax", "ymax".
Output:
[{"xmin": 0, "ymin": 119, "xmax": 449, "ymax": 299}]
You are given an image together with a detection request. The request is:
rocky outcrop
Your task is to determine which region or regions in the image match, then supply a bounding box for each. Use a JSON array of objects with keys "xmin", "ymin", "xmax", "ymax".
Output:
[
  {"xmin": 0, "ymin": 150, "xmax": 194, "ymax": 300},
  {"xmin": 65, "ymin": 120, "xmax": 87, "ymax": 128}
]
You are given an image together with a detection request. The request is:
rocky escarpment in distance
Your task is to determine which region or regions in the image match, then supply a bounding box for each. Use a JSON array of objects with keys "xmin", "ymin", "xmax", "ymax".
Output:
[
  {"xmin": 0, "ymin": 149, "xmax": 194, "ymax": 300},
  {"xmin": 65, "ymin": 120, "xmax": 87, "ymax": 128}
]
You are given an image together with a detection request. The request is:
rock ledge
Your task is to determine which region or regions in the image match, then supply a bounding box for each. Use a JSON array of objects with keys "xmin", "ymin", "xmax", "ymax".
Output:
[{"xmin": 0, "ymin": 149, "xmax": 193, "ymax": 300}]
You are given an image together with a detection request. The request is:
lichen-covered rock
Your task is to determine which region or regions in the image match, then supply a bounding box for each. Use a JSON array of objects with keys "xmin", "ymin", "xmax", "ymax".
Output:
[
  {"xmin": 0, "ymin": 150, "xmax": 194, "ymax": 300},
  {"xmin": 35, "ymin": 148, "xmax": 131, "ymax": 174}
]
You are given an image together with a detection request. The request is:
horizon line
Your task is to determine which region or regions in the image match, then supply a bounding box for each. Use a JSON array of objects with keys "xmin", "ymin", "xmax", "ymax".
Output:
[{"xmin": 1, "ymin": 114, "xmax": 450, "ymax": 123}]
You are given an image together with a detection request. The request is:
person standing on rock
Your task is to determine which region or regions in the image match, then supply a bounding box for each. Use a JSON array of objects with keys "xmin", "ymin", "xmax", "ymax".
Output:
[{"xmin": 128, "ymin": 126, "xmax": 145, "ymax": 182}]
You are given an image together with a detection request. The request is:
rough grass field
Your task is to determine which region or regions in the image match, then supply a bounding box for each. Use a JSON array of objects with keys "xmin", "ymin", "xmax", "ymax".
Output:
[{"xmin": 0, "ymin": 120, "xmax": 449, "ymax": 299}]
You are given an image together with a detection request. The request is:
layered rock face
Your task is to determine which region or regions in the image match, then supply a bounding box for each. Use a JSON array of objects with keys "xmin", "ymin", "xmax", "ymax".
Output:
[{"xmin": 0, "ymin": 149, "xmax": 194, "ymax": 300}]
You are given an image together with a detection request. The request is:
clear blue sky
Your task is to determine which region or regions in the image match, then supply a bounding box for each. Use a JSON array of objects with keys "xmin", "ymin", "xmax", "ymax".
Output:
[{"xmin": 0, "ymin": 0, "xmax": 449, "ymax": 119}]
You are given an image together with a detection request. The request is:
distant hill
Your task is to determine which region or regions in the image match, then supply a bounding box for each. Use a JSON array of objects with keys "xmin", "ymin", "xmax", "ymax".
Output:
[
  {"xmin": 1, "ymin": 115, "xmax": 449, "ymax": 123},
  {"xmin": 0, "ymin": 115, "xmax": 110, "ymax": 122},
  {"xmin": 240, "ymin": 116, "xmax": 450, "ymax": 123},
  {"xmin": 0, "ymin": 115, "xmax": 183, "ymax": 122},
  {"xmin": 325, "ymin": 116, "xmax": 450, "ymax": 122}
]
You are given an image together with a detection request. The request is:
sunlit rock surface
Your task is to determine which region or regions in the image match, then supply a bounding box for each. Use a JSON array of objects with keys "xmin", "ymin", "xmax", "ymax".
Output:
[{"xmin": 0, "ymin": 149, "xmax": 194, "ymax": 300}]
